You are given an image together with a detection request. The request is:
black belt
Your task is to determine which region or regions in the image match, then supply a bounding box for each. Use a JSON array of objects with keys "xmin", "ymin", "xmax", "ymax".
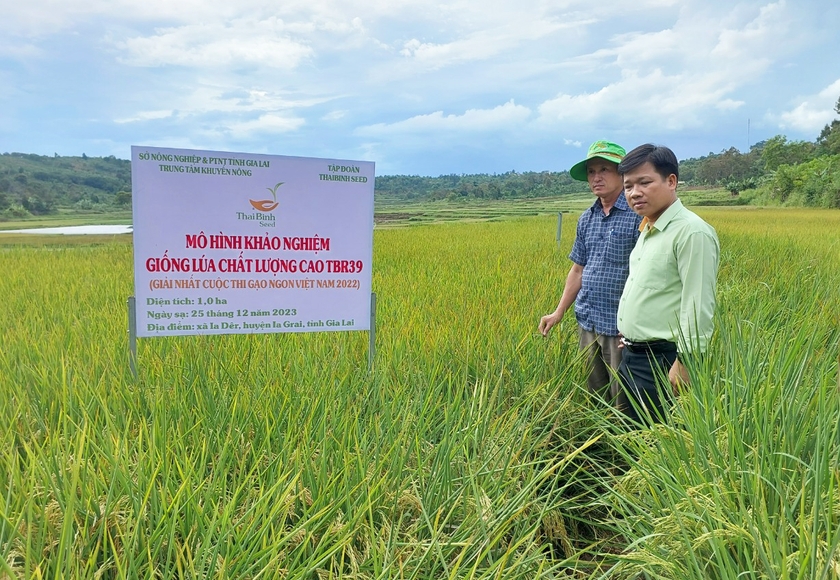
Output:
[{"xmin": 620, "ymin": 337, "xmax": 677, "ymax": 354}]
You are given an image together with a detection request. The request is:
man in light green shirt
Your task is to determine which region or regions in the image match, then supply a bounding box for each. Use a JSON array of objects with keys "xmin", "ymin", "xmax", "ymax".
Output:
[{"xmin": 615, "ymin": 144, "xmax": 720, "ymax": 425}]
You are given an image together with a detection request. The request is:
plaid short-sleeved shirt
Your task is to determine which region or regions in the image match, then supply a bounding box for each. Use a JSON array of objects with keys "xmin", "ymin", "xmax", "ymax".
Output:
[{"xmin": 569, "ymin": 193, "xmax": 642, "ymax": 336}]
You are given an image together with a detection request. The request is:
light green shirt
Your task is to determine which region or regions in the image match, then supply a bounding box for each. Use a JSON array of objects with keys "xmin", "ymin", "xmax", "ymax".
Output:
[{"xmin": 617, "ymin": 199, "xmax": 719, "ymax": 353}]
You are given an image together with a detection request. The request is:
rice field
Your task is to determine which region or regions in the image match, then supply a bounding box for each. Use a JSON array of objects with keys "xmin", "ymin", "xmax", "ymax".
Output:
[{"xmin": 1, "ymin": 207, "xmax": 838, "ymax": 579}]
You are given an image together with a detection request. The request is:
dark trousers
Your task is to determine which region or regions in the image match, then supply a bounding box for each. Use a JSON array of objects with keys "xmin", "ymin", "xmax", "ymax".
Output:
[{"xmin": 616, "ymin": 343, "xmax": 678, "ymax": 426}]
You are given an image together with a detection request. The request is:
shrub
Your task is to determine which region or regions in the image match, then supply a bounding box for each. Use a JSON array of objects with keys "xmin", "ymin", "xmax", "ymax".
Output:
[{"xmin": 765, "ymin": 155, "xmax": 840, "ymax": 208}]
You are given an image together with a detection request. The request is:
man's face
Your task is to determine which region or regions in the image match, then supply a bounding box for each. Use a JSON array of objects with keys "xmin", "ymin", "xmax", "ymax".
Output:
[
  {"xmin": 586, "ymin": 159, "xmax": 623, "ymax": 201},
  {"xmin": 622, "ymin": 161, "xmax": 677, "ymax": 223}
]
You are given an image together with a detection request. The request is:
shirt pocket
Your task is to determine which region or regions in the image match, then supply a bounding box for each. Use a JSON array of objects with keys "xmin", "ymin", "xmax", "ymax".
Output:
[
  {"xmin": 605, "ymin": 225, "xmax": 637, "ymax": 265},
  {"xmin": 634, "ymin": 250, "xmax": 675, "ymax": 290}
]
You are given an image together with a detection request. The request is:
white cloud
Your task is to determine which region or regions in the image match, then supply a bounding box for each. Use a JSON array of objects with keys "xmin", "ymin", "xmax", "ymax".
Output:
[
  {"xmin": 777, "ymin": 78, "xmax": 840, "ymax": 132},
  {"xmin": 1, "ymin": 0, "xmax": 284, "ymax": 36},
  {"xmin": 396, "ymin": 16, "xmax": 579, "ymax": 70},
  {"xmin": 116, "ymin": 19, "xmax": 313, "ymax": 69},
  {"xmin": 537, "ymin": 66, "xmax": 749, "ymax": 133},
  {"xmin": 0, "ymin": 0, "xmax": 112, "ymax": 36},
  {"xmin": 356, "ymin": 100, "xmax": 531, "ymax": 135},
  {"xmin": 3, "ymin": 0, "xmax": 470, "ymax": 39},
  {"xmin": 537, "ymin": 2, "xmax": 805, "ymax": 132},
  {"xmin": 710, "ymin": 1, "xmax": 793, "ymax": 61},
  {"xmin": 322, "ymin": 110, "xmax": 347, "ymax": 121},
  {"xmin": 114, "ymin": 109, "xmax": 175, "ymax": 124},
  {"xmin": 226, "ymin": 113, "xmax": 306, "ymax": 138},
  {"xmin": 116, "ymin": 85, "xmax": 328, "ymax": 125}
]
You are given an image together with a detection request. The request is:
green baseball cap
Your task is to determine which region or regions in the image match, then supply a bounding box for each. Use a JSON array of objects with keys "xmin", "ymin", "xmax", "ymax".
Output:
[{"xmin": 569, "ymin": 140, "xmax": 626, "ymax": 181}]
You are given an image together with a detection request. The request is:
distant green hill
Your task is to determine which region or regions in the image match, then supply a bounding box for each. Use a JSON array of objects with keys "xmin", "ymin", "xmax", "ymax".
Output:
[
  {"xmin": 374, "ymin": 171, "xmax": 588, "ymax": 202},
  {"xmin": 0, "ymin": 152, "xmax": 131, "ymax": 218},
  {"xmin": 8, "ymin": 139, "xmax": 836, "ymax": 222},
  {"xmin": 0, "ymin": 152, "xmax": 590, "ymax": 220}
]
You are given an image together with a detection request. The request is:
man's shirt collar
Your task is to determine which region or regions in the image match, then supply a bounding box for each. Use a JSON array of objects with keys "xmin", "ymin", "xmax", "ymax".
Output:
[
  {"xmin": 592, "ymin": 191, "xmax": 630, "ymax": 215},
  {"xmin": 639, "ymin": 198, "xmax": 683, "ymax": 232}
]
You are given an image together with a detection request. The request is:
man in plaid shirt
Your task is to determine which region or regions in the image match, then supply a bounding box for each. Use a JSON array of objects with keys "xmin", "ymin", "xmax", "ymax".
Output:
[{"xmin": 539, "ymin": 141, "xmax": 642, "ymax": 401}]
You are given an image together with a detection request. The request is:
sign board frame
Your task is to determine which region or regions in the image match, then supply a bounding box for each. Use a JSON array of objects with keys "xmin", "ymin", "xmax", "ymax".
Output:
[{"xmin": 128, "ymin": 146, "xmax": 376, "ymax": 374}]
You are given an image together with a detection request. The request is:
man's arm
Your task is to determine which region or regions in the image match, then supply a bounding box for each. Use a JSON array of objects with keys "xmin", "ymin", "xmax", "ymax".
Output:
[
  {"xmin": 539, "ymin": 263, "xmax": 583, "ymax": 336},
  {"xmin": 670, "ymin": 229, "xmax": 719, "ymax": 388},
  {"xmin": 675, "ymin": 230, "xmax": 719, "ymax": 353}
]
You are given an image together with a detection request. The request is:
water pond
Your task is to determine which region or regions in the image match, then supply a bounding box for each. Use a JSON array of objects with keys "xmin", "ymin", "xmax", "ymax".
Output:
[{"xmin": 1, "ymin": 225, "xmax": 133, "ymax": 235}]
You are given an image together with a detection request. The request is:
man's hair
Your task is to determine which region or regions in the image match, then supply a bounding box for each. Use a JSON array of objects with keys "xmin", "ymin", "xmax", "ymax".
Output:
[{"xmin": 617, "ymin": 144, "xmax": 679, "ymax": 181}]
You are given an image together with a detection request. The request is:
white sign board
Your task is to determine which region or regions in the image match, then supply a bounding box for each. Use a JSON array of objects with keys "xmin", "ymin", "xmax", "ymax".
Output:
[{"xmin": 131, "ymin": 146, "xmax": 374, "ymax": 338}]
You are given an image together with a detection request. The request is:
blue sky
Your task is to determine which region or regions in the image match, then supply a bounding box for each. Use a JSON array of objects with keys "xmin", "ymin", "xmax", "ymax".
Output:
[{"xmin": 2, "ymin": 0, "xmax": 839, "ymax": 176}]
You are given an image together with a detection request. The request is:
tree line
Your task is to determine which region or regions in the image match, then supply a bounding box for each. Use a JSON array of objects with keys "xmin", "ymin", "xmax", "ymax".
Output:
[
  {"xmin": 680, "ymin": 96, "xmax": 840, "ymax": 207},
  {"xmin": 374, "ymin": 171, "xmax": 589, "ymax": 202}
]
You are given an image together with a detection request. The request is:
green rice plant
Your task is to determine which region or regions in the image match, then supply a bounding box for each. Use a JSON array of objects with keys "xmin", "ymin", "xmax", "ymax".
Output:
[
  {"xmin": 0, "ymin": 216, "xmax": 610, "ymax": 579},
  {"xmin": 1, "ymin": 208, "xmax": 839, "ymax": 578}
]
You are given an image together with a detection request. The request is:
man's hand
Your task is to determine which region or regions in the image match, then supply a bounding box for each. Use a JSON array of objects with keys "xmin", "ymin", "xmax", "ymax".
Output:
[
  {"xmin": 538, "ymin": 312, "xmax": 562, "ymax": 336},
  {"xmin": 669, "ymin": 358, "xmax": 691, "ymax": 393},
  {"xmin": 539, "ymin": 265, "xmax": 582, "ymax": 338}
]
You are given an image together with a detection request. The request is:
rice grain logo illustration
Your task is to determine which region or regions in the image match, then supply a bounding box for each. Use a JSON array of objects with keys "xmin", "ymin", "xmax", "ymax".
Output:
[{"xmin": 249, "ymin": 182, "xmax": 282, "ymax": 212}]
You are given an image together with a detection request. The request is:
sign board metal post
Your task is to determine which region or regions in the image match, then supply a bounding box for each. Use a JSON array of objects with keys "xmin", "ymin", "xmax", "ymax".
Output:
[
  {"xmin": 368, "ymin": 292, "xmax": 376, "ymax": 372},
  {"xmin": 127, "ymin": 296, "xmax": 138, "ymax": 380}
]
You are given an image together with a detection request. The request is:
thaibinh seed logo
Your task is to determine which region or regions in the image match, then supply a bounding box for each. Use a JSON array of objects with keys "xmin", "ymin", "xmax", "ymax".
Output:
[
  {"xmin": 249, "ymin": 182, "xmax": 282, "ymax": 212},
  {"xmin": 238, "ymin": 182, "xmax": 281, "ymax": 228}
]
